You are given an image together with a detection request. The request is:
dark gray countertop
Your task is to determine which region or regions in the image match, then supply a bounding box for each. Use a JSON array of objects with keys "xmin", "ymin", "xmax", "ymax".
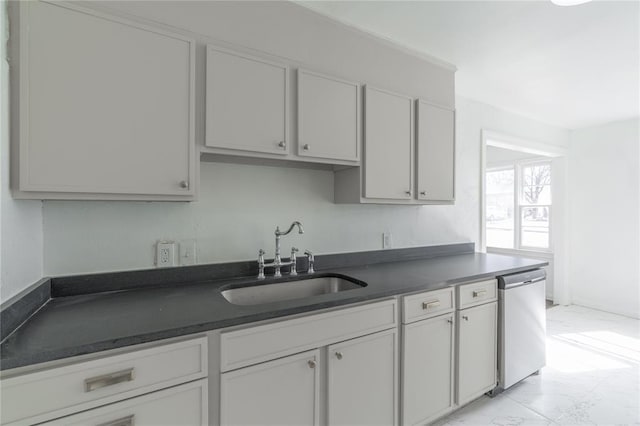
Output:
[{"xmin": 0, "ymin": 250, "xmax": 546, "ymax": 371}]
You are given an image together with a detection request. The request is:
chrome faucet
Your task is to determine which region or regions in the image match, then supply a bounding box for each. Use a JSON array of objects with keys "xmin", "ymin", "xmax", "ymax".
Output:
[{"xmin": 257, "ymin": 221, "xmax": 304, "ymax": 279}]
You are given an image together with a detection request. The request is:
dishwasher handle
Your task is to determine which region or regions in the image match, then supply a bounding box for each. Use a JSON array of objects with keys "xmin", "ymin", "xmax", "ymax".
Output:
[{"xmin": 497, "ymin": 269, "xmax": 546, "ymax": 289}]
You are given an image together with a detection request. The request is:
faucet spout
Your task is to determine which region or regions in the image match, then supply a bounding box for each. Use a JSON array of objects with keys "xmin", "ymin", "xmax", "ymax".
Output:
[{"xmin": 276, "ymin": 221, "xmax": 304, "ymax": 236}]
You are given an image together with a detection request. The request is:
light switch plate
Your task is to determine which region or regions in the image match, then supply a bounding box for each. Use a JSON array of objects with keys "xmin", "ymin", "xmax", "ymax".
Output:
[
  {"xmin": 383, "ymin": 232, "xmax": 392, "ymax": 249},
  {"xmin": 179, "ymin": 239, "xmax": 197, "ymax": 266}
]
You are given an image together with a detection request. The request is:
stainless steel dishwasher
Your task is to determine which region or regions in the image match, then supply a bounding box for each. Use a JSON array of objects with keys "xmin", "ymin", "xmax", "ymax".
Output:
[{"xmin": 491, "ymin": 269, "xmax": 547, "ymax": 395}]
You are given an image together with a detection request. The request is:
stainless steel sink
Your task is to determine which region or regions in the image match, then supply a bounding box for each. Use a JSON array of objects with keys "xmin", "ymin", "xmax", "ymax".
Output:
[{"xmin": 221, "ymin": 276, "xmax": 366, "ymax": 306}]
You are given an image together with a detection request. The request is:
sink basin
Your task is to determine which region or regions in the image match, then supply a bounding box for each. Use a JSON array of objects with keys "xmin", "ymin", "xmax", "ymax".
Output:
[{"xmin": 221, "ymin": 276, "xmax": 366, "ymax": 306}]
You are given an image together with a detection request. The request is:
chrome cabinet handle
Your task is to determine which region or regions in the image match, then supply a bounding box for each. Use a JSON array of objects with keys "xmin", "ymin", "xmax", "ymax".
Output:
[
  {"xmin": 422, "ymin": 300, "xmax": 441, "ymax": 310},
  {"xmin": 303, "ymin": 144, "xmax": 310, "ymax": 151},
  {"xmin": 405, "ymin": 190, "xmax": 411, "ymax": 195},
  {"xmin": 84, "ymin": 368, "xmax": 134, "ymax": 393},
  {"xmin": 308, "ymin": 360, "xmax": 317, "ymax": 369},
  {"xmin": 447, "ymin": 318, "xmax": 453, "ymax": 324},
  {"xmin": 335, "ymin": 351, "xmax": 343, "ymax": 360},
  {"xmin": 179, "ymin": 180, "xmax": 189, "ymax": 189},
  {"xmin": 278, "ymin": 141, "xmax": 287, "ymax": 149},
  {"xmin": 473, "ymin": 290, "xmax": 487, "ymax": 298},
  {"xmin": 96, "ymin": 415, "xmax": 134, "ymax": 426},
  {"xmin": 462, "ymin": 315, "xmax": 469, "ymax": 321},
  {"xmin": 420, "ymin": 191, "xmax": 426, "ymax": 196}
]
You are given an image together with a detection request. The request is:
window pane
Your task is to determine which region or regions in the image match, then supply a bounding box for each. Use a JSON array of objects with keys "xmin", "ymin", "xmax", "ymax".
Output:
[
  {"xmin": 521, "ymin": 206, "xmax": 550, "ymax": 248},
  {"xmin": 521, "ymin": 163, "xmax": 551, "ymax": 205},
  {"xmin": 486, "ymin": 169, "xmax": 514, "ymax": 249}
]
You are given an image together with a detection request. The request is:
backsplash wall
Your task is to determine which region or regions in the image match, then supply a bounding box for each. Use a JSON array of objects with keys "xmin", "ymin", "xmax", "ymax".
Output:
[{"xmin": 43, "ymin": 161, "xmax": 473, "ymax": 276}]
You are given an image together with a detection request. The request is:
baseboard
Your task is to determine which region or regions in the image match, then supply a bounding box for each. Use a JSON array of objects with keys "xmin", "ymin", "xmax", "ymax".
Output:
[{"xmin": 571, "ymin": 299, "xmax": 640, "ymax": 320}]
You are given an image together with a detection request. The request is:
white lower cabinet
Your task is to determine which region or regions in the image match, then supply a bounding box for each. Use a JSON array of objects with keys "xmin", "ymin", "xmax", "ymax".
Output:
[
  {"xmin": 401, "ymin": 282, "xmax": 498, "ymax": 425},
  {"xmin": 401, "ymin": 313, "xmax": 455, "ymax": 426},
  {"xmin": 456, "ymin": 300, "xmax": 498, "ymax": 406},
  {"xmin": 217, "ymin": 299, "xmax": 398, "ymax": 426},
  {"xmin": 220, "ymin": 350, "xmax": 320, "ymax": 426},
  {"xmin": 327, "ymin": 329, "xmax": 397, "ymax": 426},
  {"xmin": 40, "ymin": 379, "xmax": 208, "ymax": 426},
  {"xmin": 0, "ymin": 337, "xmax": 208, "ymax": 426}
]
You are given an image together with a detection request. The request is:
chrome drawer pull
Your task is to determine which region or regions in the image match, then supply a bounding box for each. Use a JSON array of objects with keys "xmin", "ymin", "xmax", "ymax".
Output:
[
  {"xmin": 84, "ymin": 368, "xmax": 134, "ymax": 392},
  {"xmin": 97, "ymin": 414, "xmax": 134, "ymax": 426},
  {"xmin": 472, "ymin": 290, "xmax": 487, "ymax": 298},
  {"xmin": 422, "ymin": 300, "xmax": 441, "ymax": 310}
]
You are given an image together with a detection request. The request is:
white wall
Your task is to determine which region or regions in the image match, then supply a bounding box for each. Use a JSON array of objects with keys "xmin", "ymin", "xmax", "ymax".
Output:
[
  {"xmin": 1, "ymin": 1, "xmax": 569, "ymax": 284},
  {"xmin": 0, "ymin": 1, "xmax": 44, "ymax": 302},
  {"xmin": 43, "ymin": 95, "xmax": 569, "ymax": 276},
  {"xmin": 568, "ymin": 118, "xmax": 640, "ymax": 318},
  {"xmin": 486, "ymin": 146, "xmax": 544, "ymax": 165}
]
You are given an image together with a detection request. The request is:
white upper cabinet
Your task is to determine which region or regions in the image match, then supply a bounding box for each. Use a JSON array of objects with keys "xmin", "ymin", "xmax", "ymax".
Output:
[
  {"xmin": 416, "ymin": 100, "xmax": 455, "ymax": 202},
  {"xmin": 11, "ymin": 1, "xmax": 196, "ymax": 200},
  {"xmin": 363, "ymin": 86, "xmax": 414, "ymax": 200},
  {"xmin": 297, "ymin": 69, "xmax": 359, "ymax": 162},
  {"xmin": 206, "ymin": 46, "xmax": 289, "ymax": 155}
]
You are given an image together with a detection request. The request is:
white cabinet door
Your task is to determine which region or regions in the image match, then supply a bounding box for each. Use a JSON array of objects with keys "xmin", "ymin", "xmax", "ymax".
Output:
[
  {"xmin": 206, "ymin": 45, "xmax": 288, "ymax": 155},
  {"xmin": 402, "ymin": 313, "xmax": 455, "ymax": 426},
  {"xmin": 457, "ymin": 302, "xmax": 498, "ymax": 406},
  {"xmin": 38, "ymin": 380, "xmax": 207, "ymax": 426},
  {"xmin": 416, "ymin": 100, "xmax": 455, "ymax": 202},
  {"xmin": 13, "ymin": 1, "xmax": 195, "ymax": 199},
  {"xmin": 363, "ymin": 86, "xmax": 414, "ymax": 200},
  {"xmin": 297, "ymin": 69, "xmax": 359, "ymax": 162},
  {"xmin": 327, "ymin": 329, "xmax": 397, "ymax": 426},
  {"xmin": 220, "ymin": 350, "xmax": 320, "ymax": 426}
]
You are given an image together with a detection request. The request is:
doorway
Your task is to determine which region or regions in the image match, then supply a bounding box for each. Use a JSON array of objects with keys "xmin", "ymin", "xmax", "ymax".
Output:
[{"xmin": 481, "ymin": 130, "xmax": 569, "ymax": 306}]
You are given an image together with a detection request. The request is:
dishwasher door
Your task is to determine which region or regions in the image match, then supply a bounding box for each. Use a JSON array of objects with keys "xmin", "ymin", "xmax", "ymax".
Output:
[{"xmin": 498, "ymin": 270, "xmax": 546, "ymax": 391}]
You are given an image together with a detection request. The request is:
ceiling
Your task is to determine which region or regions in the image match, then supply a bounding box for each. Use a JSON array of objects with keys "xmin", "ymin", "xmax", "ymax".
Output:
[{"xmin": 296, "ymin": 0, "xmax": 639, "ymax": 130}]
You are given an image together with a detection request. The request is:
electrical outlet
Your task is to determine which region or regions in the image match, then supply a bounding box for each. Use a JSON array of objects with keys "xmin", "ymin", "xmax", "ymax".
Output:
[
  {"xmin": 383, "ymin": 232, "xmax": 392, "ymax": 249},
  {"xmin": 156, "ymin": 241, "xmax": 176, "ymax": 267},
  {"xmin": 179, "ymin": 239, "xmax": 197, "ymax": 266}
]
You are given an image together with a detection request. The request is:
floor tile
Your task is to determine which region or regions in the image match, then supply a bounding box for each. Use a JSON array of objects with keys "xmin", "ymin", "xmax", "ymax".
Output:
[
  {"xmin": 436, "ymin": 305, "xmax": 640, "ymax": 426},
  {"xmin": 432, "ymin": 394, "xmax": 553, "ymax": 426}
]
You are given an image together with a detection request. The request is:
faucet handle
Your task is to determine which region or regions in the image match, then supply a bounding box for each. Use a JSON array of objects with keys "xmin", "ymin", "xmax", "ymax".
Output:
[
  {"xmin": 304, "ymin": 250, "xmax": 315, "ymax": 274},
  {"xmin": 290, "ymin": 247, "xmax": 299, "ymax": 276},
  {"xmin": 257, "ymin": 249, "xmax": 266, "ymax": 280}
]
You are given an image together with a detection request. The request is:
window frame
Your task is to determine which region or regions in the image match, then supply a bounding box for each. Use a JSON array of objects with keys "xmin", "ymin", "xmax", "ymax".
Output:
[{"xmin": 486, "ymin": 158, "xmax": 552, "ymax": 253}]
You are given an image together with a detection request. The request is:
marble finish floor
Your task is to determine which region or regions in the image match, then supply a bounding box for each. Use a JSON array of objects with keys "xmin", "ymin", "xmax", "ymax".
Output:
[{"xmin": 435, "ymin": 305, "xmax": 640, "ymax": 425}]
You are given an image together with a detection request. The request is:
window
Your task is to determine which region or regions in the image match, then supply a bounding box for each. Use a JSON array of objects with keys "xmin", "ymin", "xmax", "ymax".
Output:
[{"xmin": 486, "ymin": 160, "xmax": 551, "ymax": 251}]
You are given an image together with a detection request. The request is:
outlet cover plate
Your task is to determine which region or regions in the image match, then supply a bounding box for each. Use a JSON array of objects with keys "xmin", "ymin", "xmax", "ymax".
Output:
[{"xmin": 156, "ymin": 241, "xmax": 176, "ymax": 267}]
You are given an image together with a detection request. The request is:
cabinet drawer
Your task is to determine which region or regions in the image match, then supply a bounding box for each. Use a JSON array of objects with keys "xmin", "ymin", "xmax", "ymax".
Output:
[
  {"xmin": 220, "ymin": 299, "xmax": 397, "ymax": 372},
  {"xmin": 457, "ymin": 279, "xmax": 497, "ymax": 309},
  {"xmin": 38, "ymin": 379, "xmax": 208, "ymax": 426},
  {"xmin": 402, "ymin": 288, "xmax": 454, "ymax": 323},
  {"xmin": 1, "ymin": 337, "xmax": 207, "ymax": 425}
]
